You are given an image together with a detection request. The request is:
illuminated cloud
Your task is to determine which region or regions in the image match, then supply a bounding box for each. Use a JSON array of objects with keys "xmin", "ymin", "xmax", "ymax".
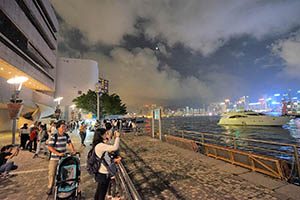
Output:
[
  {"xmin": 272, "ymin": 31, "xmax": 300, "ymax": 77},
  {"xmin": 51, "ymin": 0, "xmax": 300, "ymax": 55}
]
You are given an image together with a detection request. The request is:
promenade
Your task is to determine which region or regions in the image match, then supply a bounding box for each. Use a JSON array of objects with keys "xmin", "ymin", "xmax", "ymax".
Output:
[
  {"xmin": 120, "ymin": 135, "xmax": 300, "ymax": 200},
  {"xmin": 1, "ymin": 131, "xmax": 300, "ymax": 199}
]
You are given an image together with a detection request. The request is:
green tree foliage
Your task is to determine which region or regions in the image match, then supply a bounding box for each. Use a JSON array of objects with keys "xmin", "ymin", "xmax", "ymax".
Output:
[{"xmin": 72, "ymin": 89, "xmax": 127, "ymax": 117}]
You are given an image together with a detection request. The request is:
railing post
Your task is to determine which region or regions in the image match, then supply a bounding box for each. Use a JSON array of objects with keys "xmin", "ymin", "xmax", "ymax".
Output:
[
  {"xmin": 233, "ymin": 138, "xmax": 237, "ymax": 149},
  {"xmin": 168, "ymin": 128, "xmax": 171, "ymax": 136},
  {"xmin": 201, "ymin": 133, "xmax": 204, "ymax": 144},
  {"xmin": 293, "ymin": 145, "xmax": 300, "ymax": 179},
  {"xmin": 181, "ymin": 130, "xmax": 184, "ymax": 138}
]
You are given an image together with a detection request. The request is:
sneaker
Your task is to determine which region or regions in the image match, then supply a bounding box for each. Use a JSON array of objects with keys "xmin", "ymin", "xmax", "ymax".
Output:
[
  {"xmin": 46, "ymin": 188, "xmax": 52, "ymax": 195},
  {"xmin": 32, "ymin": 154, "xmax": 38, "ymax": 159}
]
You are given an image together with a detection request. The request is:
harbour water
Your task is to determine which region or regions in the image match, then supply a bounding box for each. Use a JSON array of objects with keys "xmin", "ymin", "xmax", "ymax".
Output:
[{"xmin": 161, "ymin": 116, "xmax": 300, "ymax": 146}]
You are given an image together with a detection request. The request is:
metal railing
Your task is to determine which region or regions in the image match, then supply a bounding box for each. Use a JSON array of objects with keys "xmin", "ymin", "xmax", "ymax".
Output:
[
  {"xmin": 168, "ymin": 129, "xmax": 300, "ymax": 180},
  {"xmin": 116, "ymin": 161, "xmax": 142, "ymax": 200}
]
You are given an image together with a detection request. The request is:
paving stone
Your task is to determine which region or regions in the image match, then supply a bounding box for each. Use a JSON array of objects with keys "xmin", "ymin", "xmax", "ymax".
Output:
[
  {"xmin": 275, "ymin": 184, "xmax": 300, "ymax": 200},
  {"xmin": 1, "ymin": 132, "xmax": 299, "ymax": 200},
  {"xmin": 239, "ymin": 172, "xmax": 287, "ymax": 190},
  {"xmin": 214, "ymin": 162, "xmax": 250, "ymax": 175}
]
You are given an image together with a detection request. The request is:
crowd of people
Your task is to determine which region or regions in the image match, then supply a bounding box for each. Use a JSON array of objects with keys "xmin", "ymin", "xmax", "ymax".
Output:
[{"xmin": 0, "ymin": 118, "xmax": 134, "ymax": 200}]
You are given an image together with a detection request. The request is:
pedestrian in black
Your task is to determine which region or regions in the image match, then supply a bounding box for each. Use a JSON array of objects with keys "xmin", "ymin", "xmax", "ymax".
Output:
[{"xmin": 19, "ymin": 123, "xmax": 30, "ymax": 150}]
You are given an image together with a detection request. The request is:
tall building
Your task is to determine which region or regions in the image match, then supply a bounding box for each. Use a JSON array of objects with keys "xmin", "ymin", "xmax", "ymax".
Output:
[
  {"xmin": 98, "ymin": 77, "xmax": 109, "ymax": 94},
  {"xmin": 0, "ymin": 0, "xmax": 59, "ymax": 131}
]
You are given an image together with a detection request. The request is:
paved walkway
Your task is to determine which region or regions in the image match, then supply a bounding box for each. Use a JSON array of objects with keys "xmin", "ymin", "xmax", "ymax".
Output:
[
  {"xmin": 0, "ymin": 130, "xmax": 96, "ymax": 200},
  {"xmin": 119, "ymin": 135, "xmax": 300, "ymax": 200},
  {"xmin": 1, "ymin": 131, "xmax": 300, "ymax": 199}
]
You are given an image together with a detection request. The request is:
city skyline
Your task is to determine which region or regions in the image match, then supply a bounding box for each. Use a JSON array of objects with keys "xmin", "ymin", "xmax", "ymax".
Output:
[{"xmin": 51, "ymin": 0, "xmax": 300, "ymax": 108}]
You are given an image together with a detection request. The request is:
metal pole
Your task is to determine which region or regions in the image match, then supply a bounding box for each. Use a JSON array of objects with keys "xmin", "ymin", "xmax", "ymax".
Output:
[
  {"xmin": 152, "ymin": 110, "xmax": 154, "ymax": 138},
  {"xmin": 12, "ymin": 86, "xmax": 17, "ymax": 145},
  {"xmin": 233, "ymin": 138, "xmax": 237, "ymax": 149},
  {"xmin": 158, "ymin": 108, "xmax": 162, "ymax": 141},
  {"xmin": 97, "ymin": 92, "xmax": 100, "ymax": 120},
  {"xmin": 293, "ymin": 145, "xmax": 300, "ymax": 179},
  {"xmin": 12, "ymin": 119, "xmax": 16, "ymax": 145}
]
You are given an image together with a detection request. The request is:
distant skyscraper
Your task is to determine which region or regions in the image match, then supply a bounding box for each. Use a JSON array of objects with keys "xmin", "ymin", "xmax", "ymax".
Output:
[{"xmin": 98, "ymin": 77, "xmax": 109, "ymax": 94}]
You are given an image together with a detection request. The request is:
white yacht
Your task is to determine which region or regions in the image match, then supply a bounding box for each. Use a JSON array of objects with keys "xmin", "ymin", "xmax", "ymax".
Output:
[{"xmin": 218, "ymin": 111, "xmax": 291, "ymax": 126}]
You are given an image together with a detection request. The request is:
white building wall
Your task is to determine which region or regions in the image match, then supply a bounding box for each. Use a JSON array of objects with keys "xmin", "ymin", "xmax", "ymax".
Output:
[{"xmin": 55, "ymin": 58, "xmax": 99, "ymax": 121}]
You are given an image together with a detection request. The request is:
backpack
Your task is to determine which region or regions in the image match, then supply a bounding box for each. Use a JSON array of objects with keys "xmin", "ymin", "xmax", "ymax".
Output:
[
  {"xmin": 86, "ymin": 147, "xmax": 118, "ymax": 177},
  {"xmin": 102, "ymin": 153, "xmax": 118, "ymax": 177},
  {"xmin": 43, "ymin": 131, "xmax": 49, "ymax": 141},
  {"xmin": 86, "ymin": 147, "xmax": 104, "ymax": 175}
]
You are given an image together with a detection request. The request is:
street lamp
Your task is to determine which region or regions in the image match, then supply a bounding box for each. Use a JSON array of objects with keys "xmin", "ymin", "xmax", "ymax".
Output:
[
  {"xmin": 7, "ymin": 76, "xmax": 28, "ymax": 145},
  {"xmin": 54, "ymin": 97, "xmax": 63, "ymax": 120}
]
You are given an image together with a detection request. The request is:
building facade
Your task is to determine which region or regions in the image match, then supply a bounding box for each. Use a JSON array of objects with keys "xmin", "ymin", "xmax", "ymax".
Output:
[
  {"xmin": 55, "ymin": 58, "xmax": 99, "ymax": 121},
  {"xmin": 0, "ymin": 0, "xmax": 59, "ymax": 131}
]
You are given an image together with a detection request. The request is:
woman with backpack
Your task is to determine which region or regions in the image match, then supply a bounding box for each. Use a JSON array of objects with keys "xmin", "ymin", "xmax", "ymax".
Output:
[
  {"xmin": 33, "ymin": 124, "xmax": 49, "ymax": 158},
  {"xmin": 92, "ymin": 128, "xmax": 120, "ymax": 200}
]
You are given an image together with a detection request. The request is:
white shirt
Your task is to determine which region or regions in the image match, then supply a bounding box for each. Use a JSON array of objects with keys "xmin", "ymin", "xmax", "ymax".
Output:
[
  {"xmin": 51, "ymin": 126, "xmax": 57, "ymax": 135},
  {"xmin": 95, "ymin": 137, "xmax": 120, "ymax": 174}
]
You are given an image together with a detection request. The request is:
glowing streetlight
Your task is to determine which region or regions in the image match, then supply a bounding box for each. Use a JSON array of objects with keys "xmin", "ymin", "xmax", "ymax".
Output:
[
  {"xmin": 54, "ymin": 97, "xmax": 63, "ymax": 105},
  {"xmin": 54, "ymin": 97, "xmax": 63, "ymax": 120},
  {"xmin": 70, "ymin": 104, "xmax": 76, "ymax": 110},
  {"xmin": 7, "ymin": 76, "xmax": 28, "ymax": 145}
]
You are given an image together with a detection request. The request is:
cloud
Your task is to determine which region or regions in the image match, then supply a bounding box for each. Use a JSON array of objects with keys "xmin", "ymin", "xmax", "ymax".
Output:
[
  {"xmin": 272, "ymin": 31, "xmax": 300, "ymax": 77},
  {"xmin": 51, "ymin": 0, "xmax": 139, "ymax": 46},
  {"xmin": 83, "ymin": 47, "xmax": 245, "ymax": 106},
  {"xmin": 85, "ymin": 47, "xmax": 213, "ymax": 105},
  {"xmin": 51, "ymin": 0, "xmax": 300, "ymax": 56}
]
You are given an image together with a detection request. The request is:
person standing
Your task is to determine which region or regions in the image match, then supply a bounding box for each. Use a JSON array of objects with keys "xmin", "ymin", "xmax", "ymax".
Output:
[
  {"xmin": 92, "ymin": 128, "xmax": 120, "ymax": 200},
  {"xmin": 50, "ymin": 122, "xmax": 57, "ymax": 136},
  {"xmin": 27, "ymin": 122, "xmax": 39, "ymax": 152},
  {"xmin": 19, "ymin": 123, "xmax": 30, "ymax": 150},
  {"xmin": 33, "ymin": 124, "xmax": 48, "ymax": 158},
  {"xmin": 79, "ymin": 123, "xmax": 87, "ymax": 147},
  {"xmin": 46, "ymin": 120, "xmax": 76, "ymax": 195}
]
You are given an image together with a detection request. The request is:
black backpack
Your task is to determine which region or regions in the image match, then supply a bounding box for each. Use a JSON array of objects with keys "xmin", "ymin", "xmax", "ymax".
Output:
[
  {"xmin": 86, "ymin": 147, "xmax": 118, "ymax": 176},
  {"xmin": 86, "ymin": 147, "xmax": 104, "ymax": 175}
]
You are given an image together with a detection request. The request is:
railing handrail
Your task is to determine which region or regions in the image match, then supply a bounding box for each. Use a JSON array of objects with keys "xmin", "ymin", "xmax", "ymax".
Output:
[
  {"xmin": 168, "ymin": 128, "xmax": 300, "ymax": 180},
  {"xmin": 177, "ymin": 129, "xmax": 300, "ymax": 148},
  {"xmin": 117, "ymin": 161, "xmax": 142, "ymax": 200}
]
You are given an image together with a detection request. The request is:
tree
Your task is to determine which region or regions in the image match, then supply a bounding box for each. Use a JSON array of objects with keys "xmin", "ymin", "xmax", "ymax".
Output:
[{"xmin": 72, "ymin": 90, "xmax": 127, "ymax": 117}]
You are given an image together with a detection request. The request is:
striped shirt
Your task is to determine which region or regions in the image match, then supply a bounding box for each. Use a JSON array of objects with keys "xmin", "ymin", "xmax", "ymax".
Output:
[{"xmin": 48, "ymin": 133, "xmax": 71, "ymax": 160}]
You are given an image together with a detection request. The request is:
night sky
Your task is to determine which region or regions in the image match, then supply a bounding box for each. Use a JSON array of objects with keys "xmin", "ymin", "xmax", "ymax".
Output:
[{"xmin": 51, "ymin": 0, "xmax": 300, "ymax": 109}]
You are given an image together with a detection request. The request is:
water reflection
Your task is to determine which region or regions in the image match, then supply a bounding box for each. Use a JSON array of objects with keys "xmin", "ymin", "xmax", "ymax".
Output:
[{"xmin": 162, "ymin": 116, "xmax": 300, "ymax": 146}]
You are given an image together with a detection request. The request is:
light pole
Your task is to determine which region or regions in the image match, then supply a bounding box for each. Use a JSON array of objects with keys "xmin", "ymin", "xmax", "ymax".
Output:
[
  {"xmin": 7, "ymin": 76, "xmax": 28, "ymax": 145},
  {"xmin": 95, "ymin": 82, "xmax": 101, "ymax": 121},
  {"xmin": 54, "ymin": 97, "xmax": 63, "ymax": 120}
]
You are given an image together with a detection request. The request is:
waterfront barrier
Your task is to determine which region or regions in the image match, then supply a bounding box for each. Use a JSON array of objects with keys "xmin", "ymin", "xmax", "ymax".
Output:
[
  {"xmin": 166, "ymin": 129, "xmax": 300, "ymax": 184},
  {"xmin": 116, "ymin": 161, "xmax": 142, "ymax": 200}
]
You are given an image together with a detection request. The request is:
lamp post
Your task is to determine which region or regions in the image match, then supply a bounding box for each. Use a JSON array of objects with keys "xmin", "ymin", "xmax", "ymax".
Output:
[
  {"xmin": 95, "ymin": 82, "xmax": 101, "ymax": 121},
  {"xmin": 54, "ymin": 97, "xmax": 63, "ymax": 120},
  {"xmin": 7, "ymin": 76, "xmax": 28, "ymax": 145}
]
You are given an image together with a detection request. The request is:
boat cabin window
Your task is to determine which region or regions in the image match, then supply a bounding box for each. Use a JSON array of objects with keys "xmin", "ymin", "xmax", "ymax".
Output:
[
  {"xmin": 246, "ymin": 113, "xmax": 266, "ymax": 116},
  {"xmin": 229, "ymin": 115, "xmax": 247, "ymax": 118}
]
